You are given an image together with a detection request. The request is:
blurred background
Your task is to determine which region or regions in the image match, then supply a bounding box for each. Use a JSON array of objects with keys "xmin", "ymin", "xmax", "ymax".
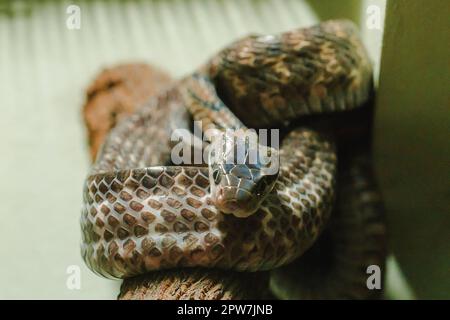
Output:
[{"xmin": 0, "ymin": 0, "xmax": 447, "ymax": 299}]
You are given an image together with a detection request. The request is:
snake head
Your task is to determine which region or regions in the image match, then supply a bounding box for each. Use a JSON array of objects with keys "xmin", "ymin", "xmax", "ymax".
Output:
[{"xmin": 208, "ymin": 130, "xmax": 279, "ymax": 218}]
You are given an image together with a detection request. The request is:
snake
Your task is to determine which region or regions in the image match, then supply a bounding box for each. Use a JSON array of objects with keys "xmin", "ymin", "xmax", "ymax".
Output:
[{"xmin": 81, "ymin": 20, "xmax": 386, "ymax": 298}]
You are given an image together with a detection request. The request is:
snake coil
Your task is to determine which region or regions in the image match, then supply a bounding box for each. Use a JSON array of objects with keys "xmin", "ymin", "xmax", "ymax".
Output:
[{"xmin": 81, "ymin": 20, "xmax": 386, "ymax": 299}]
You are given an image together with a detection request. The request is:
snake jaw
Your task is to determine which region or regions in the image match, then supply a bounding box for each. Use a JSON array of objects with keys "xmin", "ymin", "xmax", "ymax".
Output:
[
  {"xmin": 209, "ymin": 166, "xmax": 279, "ymax": 218},
  {"xmin": 213, "ymin": 183, "xmax": 261, "ymax": 218}
]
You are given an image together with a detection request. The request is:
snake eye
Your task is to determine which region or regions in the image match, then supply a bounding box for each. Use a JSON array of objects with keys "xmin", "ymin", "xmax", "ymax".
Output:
[
  {"xmin": 256, "ymin": 180, "xmax": 267, "ymax": 196},
  {"xmin": 212, "ymin": 169, "xmax": 222, "ymax": 184}
]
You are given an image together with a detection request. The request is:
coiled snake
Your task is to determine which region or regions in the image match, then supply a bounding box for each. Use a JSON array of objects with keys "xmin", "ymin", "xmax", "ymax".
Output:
[{"xmin": 81, "ymin": 20, "xmax": 387, "ymax": 298}]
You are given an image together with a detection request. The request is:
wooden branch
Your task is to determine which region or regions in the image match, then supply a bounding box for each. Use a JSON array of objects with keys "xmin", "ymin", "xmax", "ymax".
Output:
[{"xmin": 118, "ymin": 269, "xmax": 270, "ymax": 300}]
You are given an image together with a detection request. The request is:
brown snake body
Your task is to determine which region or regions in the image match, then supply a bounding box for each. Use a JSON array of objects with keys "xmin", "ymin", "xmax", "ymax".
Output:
[{"xmin": 81, "ymin": 20, "xmax": 386, "ymax": 298}]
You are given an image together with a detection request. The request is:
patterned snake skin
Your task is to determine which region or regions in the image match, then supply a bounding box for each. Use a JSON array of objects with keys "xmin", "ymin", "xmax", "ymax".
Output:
[
  {"xmin": 271, "ymin": 154, "xmax": 387, "ymax": 299},
  {"xmin": 81, "ymin": 20, "xmax": 377, "ymax": 281}
]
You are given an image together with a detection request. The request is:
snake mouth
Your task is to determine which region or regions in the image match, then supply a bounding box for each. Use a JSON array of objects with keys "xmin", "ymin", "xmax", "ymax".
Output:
[{"xmin": 214, "ymin": 187, "xmax": 259, "ymax": 218}]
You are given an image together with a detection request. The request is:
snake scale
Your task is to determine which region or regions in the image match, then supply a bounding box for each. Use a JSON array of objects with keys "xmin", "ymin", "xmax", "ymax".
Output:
[{"xmin": 81, "ymin": 20, "xmax": 386, "ymax": 298}]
